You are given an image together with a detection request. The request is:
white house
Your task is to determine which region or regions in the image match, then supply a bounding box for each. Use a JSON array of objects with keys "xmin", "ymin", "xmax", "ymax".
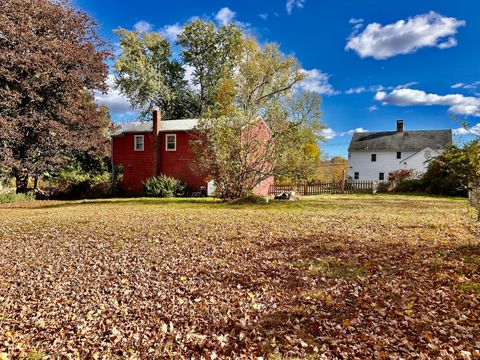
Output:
[{"xmin": 347, "ymin": 120, "xmax": 452, "ymax": 181}]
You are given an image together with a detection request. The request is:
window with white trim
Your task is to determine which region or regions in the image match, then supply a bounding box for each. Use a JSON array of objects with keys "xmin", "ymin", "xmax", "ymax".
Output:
[
  {"xmin": 165, "ymin": 134, "xmax": 176, "ymax": 151},
  {"xmin": 354, "ymin": 172, "xmax": 359, "ymax": 180},
  {"xmin": 134, "ymin": 135, "xmax": 144, "ymax": 151}
]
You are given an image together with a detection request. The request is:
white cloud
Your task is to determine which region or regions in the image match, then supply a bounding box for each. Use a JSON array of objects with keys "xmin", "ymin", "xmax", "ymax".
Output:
[
  {"xmin": 453, "ymin": 123, "xmax": 480, "ymax": 136},
  {"xmin": 212, "ymin": 7, "xmax": 251, "ymax": 33},
  {"xmin": 345, "ymin": 81, "xmax": 418, "ymax": 95},
  {"xmin": 346, "ymin": 11, "xmax": 465, "ymax": 60},
  {"xmin": 321, "ymin": 128, "xmax": 337, "ymax": 139},
  {"xmin": 183, "ymin": 64, "xmax": 199, "ymax": 91},
  {"xmin": 133, "ymin": 20, "xmax": 153, "ymax": 33},
  {"xmin": 346, "ymin": 86, "xmax": 367, "ymax": 95},
  {"xmin": 368, "ymin": 105, "xmax": 379, "ymax": 112},
  {"xmin": 349, "ymin": 18, "xmax": 364, "ymax": 25},
  {"xmin": 375, "ymin": 88, "xmax": 480, "ymax": 117},
  {"xmin": 215, "ymin": 7, "xmax": 236, "ymax": 26},
  {"xmin": 298, "ymin": 69, "xmax": 338, "ymax": 96},
  {"xmin": 286, "ymin": 0, "xmax": 305, "ymax": 15},
  {"xmin": 259, "ymin": 13, "xmax": 268, "ymax": 20},
  {"xmin": 450, "ymin": 81, "xmax": 480, "ymax": 91},
  {"xmin": 94, "ymin": 75, "xmax": 133, "ymax": 114},
  {"xmin": 159, "ymin": 23, "xmax": 183, "ymax": 41},
  {"xmin": 321, "ymin": 127, "xmax": 367, "ymax": 140}
]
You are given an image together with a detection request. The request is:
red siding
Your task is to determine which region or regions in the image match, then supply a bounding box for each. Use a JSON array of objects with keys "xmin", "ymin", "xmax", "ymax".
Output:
[
  {"xmin": 112, "ymin": 132, "xmax": 154, "ymax": 193},
  {"xmin": 159, "ymin": 131, "xmax": 207, "ymax": 192},
  {"xmin": 253, "ymin": 176, "xmax": 274, "ymax": 196},
  {"xmin": 111, "ymin": 118, "xmax": 271, "ymax": 195}
]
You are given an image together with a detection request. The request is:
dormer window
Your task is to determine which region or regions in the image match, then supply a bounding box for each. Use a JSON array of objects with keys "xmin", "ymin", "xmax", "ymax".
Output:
[{"xmin": 134, "ymin": 135, "xmax": 144, "ymax": 151}]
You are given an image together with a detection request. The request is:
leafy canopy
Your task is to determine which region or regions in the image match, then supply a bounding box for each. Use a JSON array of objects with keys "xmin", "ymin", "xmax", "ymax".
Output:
[{"xmin": 0, "ymin": 0, "xmax": 111, "ymax": 192}]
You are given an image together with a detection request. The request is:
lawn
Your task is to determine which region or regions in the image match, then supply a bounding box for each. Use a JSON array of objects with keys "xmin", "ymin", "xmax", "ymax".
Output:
[{"xmin": 0, "ymin": 195, "xmax": 479, "ymax": 359}]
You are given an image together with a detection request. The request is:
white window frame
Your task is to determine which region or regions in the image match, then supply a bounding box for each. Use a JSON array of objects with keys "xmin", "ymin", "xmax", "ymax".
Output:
[
  {"xmin": 134, "ymin": 135, "xmax": 144, "ymax": 151},
  {"xmin": 165, "ymin": 134, "xmax": 176, "ymax": 151}
]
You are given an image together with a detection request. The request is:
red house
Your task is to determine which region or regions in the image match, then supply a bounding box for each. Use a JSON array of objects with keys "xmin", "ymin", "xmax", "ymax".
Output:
[{"xmin": 111, "ymin": 110, "xmax": 273, "ymax": 196}]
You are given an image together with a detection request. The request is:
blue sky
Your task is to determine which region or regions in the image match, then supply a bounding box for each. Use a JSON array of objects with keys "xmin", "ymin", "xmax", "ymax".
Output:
[{"xmin": 77, "ymin": 0, "xmax": 480, "ymax": 157}]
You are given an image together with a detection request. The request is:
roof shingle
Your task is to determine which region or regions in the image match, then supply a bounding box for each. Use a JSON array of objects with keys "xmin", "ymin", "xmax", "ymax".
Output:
[{"xmin": 348, "ymin": 129, "xmax": 452, "ymax": 152}]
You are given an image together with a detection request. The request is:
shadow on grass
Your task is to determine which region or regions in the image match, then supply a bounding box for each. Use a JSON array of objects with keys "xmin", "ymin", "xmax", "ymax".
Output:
[{"xmin": 27, "ymin": 197, "xmax": 222, "ymax": 210}]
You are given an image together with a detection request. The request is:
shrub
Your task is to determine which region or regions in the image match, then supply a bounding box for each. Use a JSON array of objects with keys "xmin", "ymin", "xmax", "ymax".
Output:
[
  {"xmin": 394, "ymin": 179, "xmax": 425, "ymax": 193},
  {"xmin": 0, "ymin": 191, "xmax": 34, "ymax": 204},
  {"xmin": 421, "ymin": 158, "xmax": 468, "ymax": 197},
  {"xmin": 144, "ymin": 175, "xmax": 186, "ymax": 197},
  {"xmin": 39, "ymin": 171, "xmax": 118, "ymax": 200},
  {"xmin": 388, "ymin": 169, "xmax": 416, "ymax": 182}
]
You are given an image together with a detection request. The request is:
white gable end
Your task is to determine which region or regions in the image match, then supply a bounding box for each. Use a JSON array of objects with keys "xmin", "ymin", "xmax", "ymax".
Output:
[{"xmin": 400, "ymin": 147, "xmax": 441, "ymax": 172}]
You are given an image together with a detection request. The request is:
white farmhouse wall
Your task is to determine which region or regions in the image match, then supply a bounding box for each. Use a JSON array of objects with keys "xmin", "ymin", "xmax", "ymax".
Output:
[
  {"xmin": 400, "ymin": 147, "xmax": 441, "ymax": 173},
  {"xmin": 348, "ymin": 151, "xmax": 417, "ymax": 181}
]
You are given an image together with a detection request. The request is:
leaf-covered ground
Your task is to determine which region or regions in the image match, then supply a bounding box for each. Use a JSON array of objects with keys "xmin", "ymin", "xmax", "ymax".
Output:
[{"xmin": 0, "ymin": 195, "xmax": 479, "ymax": 359}]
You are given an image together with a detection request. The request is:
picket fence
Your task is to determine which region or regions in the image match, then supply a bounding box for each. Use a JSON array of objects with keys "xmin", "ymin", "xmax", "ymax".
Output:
[{"xmin": 269, "ymin": 181, "xmax": 389, "ymax": 195}]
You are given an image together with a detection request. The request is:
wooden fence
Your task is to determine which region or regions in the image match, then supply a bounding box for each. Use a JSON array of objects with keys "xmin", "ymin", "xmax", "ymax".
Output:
[{"xmin": 269, "ymin": 181, "xmax": 389, "ymax": 195}]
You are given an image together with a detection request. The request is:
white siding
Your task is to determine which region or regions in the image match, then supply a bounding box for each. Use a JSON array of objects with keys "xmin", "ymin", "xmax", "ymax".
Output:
[
  {"xmin": 400, "ymin": 147, "xmax": 441, "ymax": 173},
  {"xmin": 348, "ymin": 151, "xmax": 416, "ymax": 181}
]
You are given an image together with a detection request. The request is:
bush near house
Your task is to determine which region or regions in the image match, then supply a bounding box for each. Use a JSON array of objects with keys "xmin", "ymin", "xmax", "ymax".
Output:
[
  {"xmin": 389, "ymin": 160, "xmax": 468, "ymax": 197},
  {"xmin": 38, "ymin": 170, "xmax": 121, "ymax": 200},
  {"xmin": 143, "ymin": 175, "xmax": 187, "ymax": 198}
]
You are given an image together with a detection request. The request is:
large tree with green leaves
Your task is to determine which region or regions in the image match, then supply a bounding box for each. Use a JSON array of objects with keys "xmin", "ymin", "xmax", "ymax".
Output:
[
  {"xmin": 114, "ymin": 30, "xmax": 196, "ymax": 119},
  {"xmin": 177, "ymin": 19, "xmax": 244, "ymax": 115},
  {"xmin": 0, "ymin": 0, "xmax": 111, "ymax": 193},
  {"xmin": 193, "ymin": 36, "xmax": 325, "ymax": 200}
]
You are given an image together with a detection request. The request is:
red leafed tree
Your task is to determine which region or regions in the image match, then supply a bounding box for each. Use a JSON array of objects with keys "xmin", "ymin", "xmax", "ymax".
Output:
[{"xmin": 0, "ymin": 0, "xmax": 111, "ymax": 192}]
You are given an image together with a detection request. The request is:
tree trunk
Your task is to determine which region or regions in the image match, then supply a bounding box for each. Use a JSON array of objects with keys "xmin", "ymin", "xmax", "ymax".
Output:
[
  {"xmin": 34, "ymin": 175, "xmax": 39, "ymax": 190},
  {"xmin": 15, "ymin": 174, "xmax": 29, "ymax": 194}
]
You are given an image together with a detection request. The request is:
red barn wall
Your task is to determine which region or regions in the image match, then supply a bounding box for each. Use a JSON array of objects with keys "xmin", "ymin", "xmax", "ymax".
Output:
[
  {"xmin": 112, "ymin": 132, "xmax": 153, "ymax": 193},
  {"xmin": 244, "ymin": 119, "xmax": 274, "ymax": 197},
  {"xmin": 158, "ymin": 131, "xmax": 207, "ymax": 192},
  {"xmin": 112, "ymin": 119, "xmax": 271, "ymax": 195}
]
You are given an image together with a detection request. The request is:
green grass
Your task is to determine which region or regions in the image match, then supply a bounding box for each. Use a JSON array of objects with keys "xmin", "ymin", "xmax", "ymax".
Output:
[
  {"xmin": 306, "ymin": 258, "xmax": 368, "ymax": 278},
  {"xmin": 459, "ymin": 283, "xmax": 480, "ymax": 293},
  {"xmin": 0, "ymin": 191, "xmax": 34, "ymax": 204}
]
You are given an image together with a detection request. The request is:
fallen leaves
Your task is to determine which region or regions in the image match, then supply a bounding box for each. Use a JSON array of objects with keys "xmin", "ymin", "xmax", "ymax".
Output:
[{"xmin": 0, "ymin": 195, "xmax": 479, "ymax": 358}]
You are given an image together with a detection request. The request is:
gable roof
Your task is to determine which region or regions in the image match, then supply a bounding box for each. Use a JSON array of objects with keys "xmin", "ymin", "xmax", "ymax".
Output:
[
  {"xmin": 118, "ymin": 119, "xmax": 199, "ymax": 134},
  {"xmin": 348, "ymin": 129, "xmax": 452, "ymax": 152}
]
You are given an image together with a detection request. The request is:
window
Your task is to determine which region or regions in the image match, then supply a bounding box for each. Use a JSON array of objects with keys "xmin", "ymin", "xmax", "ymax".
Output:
[
  {"xmin": 379, "ymin": 172, "xmax": 384, "ymax": 181},
  {"xmin": 371, "ymin": 154, "xmax": 376, "ymax": 162},
  {"xmin": 397, "ymin": 151, "xmax": 401, "ymax": 159},
  {"xmin": 134, "ymin": 135, "xmax": 144, "ymax": 151},
  {"xmin": 165, "ymin": 134, "xmax": 176, "ymax": 151},
  {"xmin": 354, "ymin": 172, "xmax": 359, "ymax": 180}
]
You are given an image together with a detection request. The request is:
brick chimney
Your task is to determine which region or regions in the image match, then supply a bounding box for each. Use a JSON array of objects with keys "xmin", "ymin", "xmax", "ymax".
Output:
[
  {"xmin": 152, "ymin": 109, "xmax": 161, "ymax": 176},
  {"xmin": 396, "ymin": 119, "xmax": 404, "ymax": 132}
]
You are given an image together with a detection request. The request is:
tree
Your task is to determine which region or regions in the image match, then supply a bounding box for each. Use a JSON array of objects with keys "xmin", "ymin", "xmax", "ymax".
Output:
[
  {"xmin": 0, "ymin": 0, "xmax": 111, "ymax": 192},
  {"xmin": 177, "ymin": 19, "xmax": 244, "ymax": 115},
  {"xmin": 433, "ymin": 142, "xmax": 480, "ymax": 220},
  {"xmin": 192, "ymin": 37, "xmax": 325, "ymax": 200},
  {"xmin": 114, "ymin": 30, "xmax": 196, "ymax": 119},
  {"xmin": 312, "ymin": 156, "xmax": 348, "ymax": 183}
]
